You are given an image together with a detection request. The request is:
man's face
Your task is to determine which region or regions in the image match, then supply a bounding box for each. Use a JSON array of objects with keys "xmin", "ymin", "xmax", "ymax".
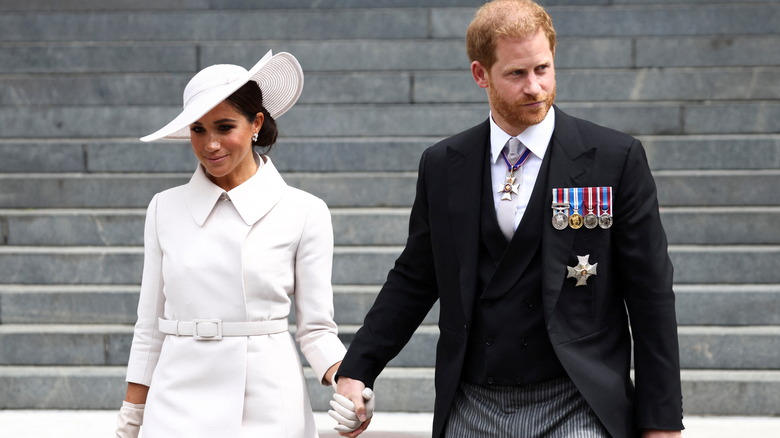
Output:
[{"xmin": 472, "ymin": 30, "xmax": 556, "ymax": 135}]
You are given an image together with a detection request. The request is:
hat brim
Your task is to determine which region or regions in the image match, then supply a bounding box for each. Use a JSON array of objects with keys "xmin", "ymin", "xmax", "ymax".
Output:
[{"xmin": 140, "ymin": 51, "xmax": 303, "ymax": 142}]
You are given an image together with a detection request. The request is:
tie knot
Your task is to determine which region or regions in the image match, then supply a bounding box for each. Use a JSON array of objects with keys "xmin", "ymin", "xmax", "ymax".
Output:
[{"xmin": 505, "ymin": 137, "xmax": 521, "ymax": 160}]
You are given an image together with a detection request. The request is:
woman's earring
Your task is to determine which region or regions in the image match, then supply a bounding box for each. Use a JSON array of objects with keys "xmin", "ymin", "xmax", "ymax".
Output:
[{"xmin": 252, "ymin": 132, "xmax": 259, "ymax": 142}]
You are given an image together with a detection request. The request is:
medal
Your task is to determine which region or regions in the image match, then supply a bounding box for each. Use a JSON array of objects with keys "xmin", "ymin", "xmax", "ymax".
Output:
[
  {"xmin": 499, "ymin": 176, "xmax": 520, "ymax": 201},
  {"xmin": 598, "ymin": 186, "xmax": 613, "ymax": 229},
  {"xmin": 497, "ymin": 146, "xmax": 532, "ymax": 201},
  {"xmin": 552, "ymin": 205, "xmax": 569, "ymax": 230},
  {"xmin": 568, "ymin": 188, "xmax": 583, "ymax": 229},
  {"xmin": 551, "ymin": 189, "xmax": 569, "ymax": 230},
  {"xmin": 566, "ymin": 254, "xmax": 598, "ymax": 287},
  {"xmin": 583, "ymin": 187, "xmax": 598, "ymax": 229},
  {"xmin": 554, "ymin": 186, "xmax": 613, "ymax": 230}
]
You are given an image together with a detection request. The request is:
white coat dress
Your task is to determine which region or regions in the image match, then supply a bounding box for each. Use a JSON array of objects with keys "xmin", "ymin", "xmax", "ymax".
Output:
[{"xmin": 125, "ymin": 155, "xmax": 346, "ymax": 437}]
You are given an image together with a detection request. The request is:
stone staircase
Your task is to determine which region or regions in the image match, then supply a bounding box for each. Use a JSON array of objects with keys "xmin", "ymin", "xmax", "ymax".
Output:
[{"xmin": 1, "ymin": 0, "xmax": 779, "ymax": 417}]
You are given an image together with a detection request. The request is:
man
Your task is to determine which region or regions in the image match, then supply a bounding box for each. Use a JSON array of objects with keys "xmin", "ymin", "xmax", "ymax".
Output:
[{"xmin": 334, "ymin": 1, "xmax": 684, "ymax": 437}]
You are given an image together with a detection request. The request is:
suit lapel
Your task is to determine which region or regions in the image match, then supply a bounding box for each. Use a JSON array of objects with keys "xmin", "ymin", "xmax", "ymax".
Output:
[
  {"xmin": 541, "ymin": 107, "xmax": 597, "ymax": 324},
  {"xmin": 447, "ymin": 120, "xmax": 490, "ymax": 325}
]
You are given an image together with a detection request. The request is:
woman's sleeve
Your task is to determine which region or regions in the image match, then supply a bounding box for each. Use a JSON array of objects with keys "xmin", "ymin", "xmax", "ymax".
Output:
[
  {"xmin": 293, "ymin": 197, "xmax": 346, "ymax": 385},
  {"xmin": 125, "ymin": 194, "xmax": 167, "ymax": 386}
]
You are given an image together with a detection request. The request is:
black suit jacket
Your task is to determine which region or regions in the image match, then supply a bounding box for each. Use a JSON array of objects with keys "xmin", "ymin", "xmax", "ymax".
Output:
[{"xmin": 339, "ymin": 107, "xmax": 683, "ymax": 438}]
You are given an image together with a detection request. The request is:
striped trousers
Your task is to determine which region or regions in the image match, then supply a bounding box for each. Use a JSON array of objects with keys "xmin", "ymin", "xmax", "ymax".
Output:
[{"xmin": 444, "ymin": 377, "xmax": 610, "ymax": 438}]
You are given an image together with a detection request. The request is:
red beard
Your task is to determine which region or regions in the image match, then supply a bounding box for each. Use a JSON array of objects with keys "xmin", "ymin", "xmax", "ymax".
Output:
[{"xmin": 489, "ymin": 83, "xmax": 556, "ymax": 131}]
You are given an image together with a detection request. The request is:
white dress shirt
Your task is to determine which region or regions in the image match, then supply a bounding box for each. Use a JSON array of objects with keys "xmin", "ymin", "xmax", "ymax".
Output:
[{"xmin": 489, "ymin": 107, "xmax": 555, "ymax": 230}]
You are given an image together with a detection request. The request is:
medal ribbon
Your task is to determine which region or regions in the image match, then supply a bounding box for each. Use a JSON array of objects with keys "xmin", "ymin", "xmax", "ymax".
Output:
[
  {"xmin": 601, "ymin": 186, "xmax": 612, "ymax": 216},
  {"xmin": 568, "ymin": 188, "xmax": 582, "ymax": 217},
  {"xmin": 584, "ymin": 187, "xmax": 594, "ymax": 214},
  {"xmin": 501, "ymin": 147, "xmax": 532, "ymax": 173}
]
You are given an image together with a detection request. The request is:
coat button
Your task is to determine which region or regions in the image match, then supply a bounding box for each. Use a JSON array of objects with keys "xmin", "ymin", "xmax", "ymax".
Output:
[
  {"xmin": 525, "ymin": 299, "xmax": 535, "ymax": 309},
  {"xmin": 487, "ymin": 377, "xmax": 494, "ymax": 384},
  {"xmin": 521, "ymin": 338, "xmax": 528, "ymax": 347},
  {"xmin": 485, "ymin": 337, "xmax": 493, "ymax": 346}
]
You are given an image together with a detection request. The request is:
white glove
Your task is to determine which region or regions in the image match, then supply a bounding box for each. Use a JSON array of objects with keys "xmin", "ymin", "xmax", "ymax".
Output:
[
  {"xmin": 328, "ymin": 387, "xmax": 375, "ymax": 433},
  {"xmin": 115, "ymin": 401, "xmax": 145, "ymax": 438}
]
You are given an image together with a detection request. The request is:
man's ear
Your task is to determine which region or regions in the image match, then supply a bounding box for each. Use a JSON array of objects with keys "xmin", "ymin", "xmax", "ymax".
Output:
[{"xmin": 471, "ymin": 61, "xmax": 490, "ymax": 89}]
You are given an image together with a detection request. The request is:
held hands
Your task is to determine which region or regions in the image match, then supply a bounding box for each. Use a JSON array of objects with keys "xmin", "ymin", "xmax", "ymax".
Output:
[
  {"xmin": 330, "ymin": 388, "xmax": 375, "ymax": 434},
  {"xmin": 329, "ymin": 377, "xmax": 375, "ymax": 437},
  {"xmin": 115, "ymin": 401, "xmax": 145, "ymax": 438}
]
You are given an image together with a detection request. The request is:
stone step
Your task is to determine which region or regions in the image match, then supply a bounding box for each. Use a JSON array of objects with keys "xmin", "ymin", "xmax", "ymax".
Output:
[
  {"xmin": 2, "ymin": 282, "xmax": 779, "ymax": 327},
  {"xmin": 677, "ymin": 369, "xmax": 780, "ymax": 416},
  {"xmin": 414, "ymin": 67, "xmax": 780, "ymax": 104},
  {"xmin": 0, "ymin": 208, "xmax": 411, "ymax": 247},
  {"xmin": 2, "ymin": 35, "xmax": 779, "ymax": 77},
  {"xmin": 0, "ymin": 284, "xmax": 437, "ymax": 326},
  {"xmin": 4, "ymin": 102, "xmax": 779, "ymax": 140},
  {"xmin": 1, "ymin": 4, "xmax": 776, "ymax": 43},
  {"xmin": 5, "ymin": 67, "xmax": 778, "ymax": 107},
  {"xmin": 3, "ymin": 206, "xmax": 780, "ymax": 247},
  {"xmin": 1, "ymin": 244, "xmax": 779, "ymax": 285},
  {"xmin": 0, "ymin": 9, "xmax": 432, "ymax": 43},
  {"xmin": 0, "ymin": 0, "xmax": 764, "ymax": 13},
  {"xmin": 674, "ymin": 284, "xmax": 780, "ymax": 326},
  {"xmin": 0, "ymin": 285, "xmax": 140, "ymax": 325},
  {"xmin": 2, "ymin": 135, "xmax": 778, "ymax": 174},
  {"xmin": 432, "ymin": 4, "xmax": 780, "ymax": 39},
  {"xmin": 1, "ymin": 366, "xmax": 779, "ymax": 414},
  {"xmin": 641, "ymin": 135, "xmax": 780, "ymax": 171},
  {"xmin": 2, "ymin": 168, "xmax": 779, "ymax": 208},
  {"xmin": 661, "ymin": 207, "xmax": 780, "ymax": 245},
  {"xmin": 1, "ymin": 323, "xmax": 777, "ymax": 371},
  {"xmin": 0, "ymin": 324, "xmax": 131, "ymax": 366}
]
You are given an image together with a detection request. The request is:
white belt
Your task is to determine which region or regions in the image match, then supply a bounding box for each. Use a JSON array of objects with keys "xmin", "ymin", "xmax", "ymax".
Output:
[{"xmin": 158, "ymin": 318, "xmax": 288, "ymax": 341}]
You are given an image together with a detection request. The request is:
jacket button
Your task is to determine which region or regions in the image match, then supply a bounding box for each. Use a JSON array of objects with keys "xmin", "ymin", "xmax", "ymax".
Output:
[
  {"xmin": 525, "ymin": 299, "xmax": 535, "ymax": 309},
  {"xmin": 521, "ymin": 338, "xmax": 528, "ymax": 347},
  {"xmin": 487, "ymin": 377, "xmax": 494, "ymax": 384},
  {"xmin": 485, "ymin": 337, "xmax": 493, "ymax": 346}
]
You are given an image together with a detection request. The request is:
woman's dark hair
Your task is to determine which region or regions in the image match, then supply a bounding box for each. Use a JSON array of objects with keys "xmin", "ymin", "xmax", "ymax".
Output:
[{"xmin": 225, "ymin": 81, "xmax": 278, "ymax": 152}]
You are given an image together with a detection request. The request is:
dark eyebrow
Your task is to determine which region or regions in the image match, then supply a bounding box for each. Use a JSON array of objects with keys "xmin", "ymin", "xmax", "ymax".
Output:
[{"xmin": 190, "ymin": 118, "xmax": 238, "ymax": 126}]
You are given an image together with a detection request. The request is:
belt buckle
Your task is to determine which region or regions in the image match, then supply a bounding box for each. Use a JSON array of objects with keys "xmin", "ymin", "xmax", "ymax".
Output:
[{"xmin": 192, "ymin": 319, "xmax": 223, "ymax": 341}]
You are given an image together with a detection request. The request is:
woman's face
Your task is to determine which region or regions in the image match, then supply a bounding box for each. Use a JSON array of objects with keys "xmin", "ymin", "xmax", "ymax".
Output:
[{"xmin": 189, "ymin": 101, "xmax": 263, "ymax": 191}]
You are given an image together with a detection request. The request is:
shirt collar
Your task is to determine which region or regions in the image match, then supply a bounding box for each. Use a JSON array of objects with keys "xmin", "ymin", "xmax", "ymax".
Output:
[
  {"xmin": 489, "ymin": 106, "xmax": 555, "ymax": 164},
  {"xmin": 184, "ymin": 153, "xmax": 286, "ymax": 226}
]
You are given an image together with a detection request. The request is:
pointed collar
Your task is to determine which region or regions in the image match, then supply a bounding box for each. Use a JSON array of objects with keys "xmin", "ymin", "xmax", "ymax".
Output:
[
  {"xmin": 184, "ymin": 153, "xmax": 286, "ymax": 226},
  {"xmin": 489, "ymin": 107, "xmax": 555, "ymax": 164}
]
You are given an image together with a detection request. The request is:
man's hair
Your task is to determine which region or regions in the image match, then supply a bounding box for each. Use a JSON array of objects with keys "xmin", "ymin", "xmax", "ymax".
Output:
[{"xmin": 466, "ymin": 0, "xmax": 557, "ymax": 69}]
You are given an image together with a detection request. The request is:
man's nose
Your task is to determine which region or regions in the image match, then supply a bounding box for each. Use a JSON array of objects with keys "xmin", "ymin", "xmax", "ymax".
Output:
[{"xmin": 524, "ymin": 76, "xmax": 542, "ymax": 95}]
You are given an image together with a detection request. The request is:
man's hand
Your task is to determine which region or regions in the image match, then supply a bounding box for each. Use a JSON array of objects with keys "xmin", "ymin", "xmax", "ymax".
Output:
[
  {"xmin": 642, "ymin": 429, "xmax": 682, "ymax": 438},
  {"xmin": 329, "ymin": 377, "xmax": 374, "ymax": 437}
]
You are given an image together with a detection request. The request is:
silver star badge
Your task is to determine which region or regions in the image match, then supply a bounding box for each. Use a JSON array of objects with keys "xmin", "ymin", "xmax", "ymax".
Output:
[
  {"xmin": 566, "ymin": 254, "xmax": 598, "ymax": 287},
  {"xmin": 497, "ymin": 176, "xmax": 520, "ymax": 201}
]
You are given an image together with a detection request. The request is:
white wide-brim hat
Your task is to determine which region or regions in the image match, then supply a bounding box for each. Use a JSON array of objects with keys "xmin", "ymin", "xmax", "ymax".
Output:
[{"xmin": 141, "ymin": 50, "xmax": 303, "ymax": 142}]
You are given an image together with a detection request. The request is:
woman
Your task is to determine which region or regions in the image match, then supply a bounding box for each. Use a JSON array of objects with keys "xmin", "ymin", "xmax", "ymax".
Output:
[{"xmin": 115, "ymin": 51, "xmax": 346, "ymax": 437}]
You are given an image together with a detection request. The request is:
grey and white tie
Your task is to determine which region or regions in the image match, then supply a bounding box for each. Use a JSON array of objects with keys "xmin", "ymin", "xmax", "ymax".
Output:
[{"xmin": 496, "ymin": 137, "xmax": 524, "ymax": 240}]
